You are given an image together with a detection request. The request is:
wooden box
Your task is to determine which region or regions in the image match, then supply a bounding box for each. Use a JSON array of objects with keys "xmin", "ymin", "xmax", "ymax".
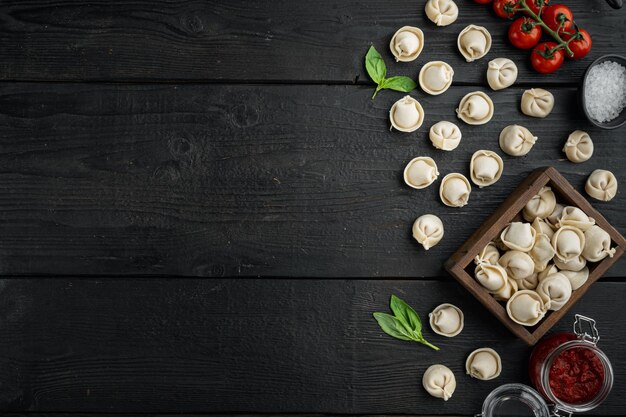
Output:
[{"xmin": 444, "ymin": 167, "xmax": 626, "ymax": 346}]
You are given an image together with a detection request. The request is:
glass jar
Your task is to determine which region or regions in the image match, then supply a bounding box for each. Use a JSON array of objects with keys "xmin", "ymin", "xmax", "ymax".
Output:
[{"xmin": 528, "ymin": 314, "xmax": 614, "ymax": 415}]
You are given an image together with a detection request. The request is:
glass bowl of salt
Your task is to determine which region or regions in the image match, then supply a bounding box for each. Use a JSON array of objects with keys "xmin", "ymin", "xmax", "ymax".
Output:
[{"xmin": 580, "ymin": 54, "xmax": 626, "ymax": 129}]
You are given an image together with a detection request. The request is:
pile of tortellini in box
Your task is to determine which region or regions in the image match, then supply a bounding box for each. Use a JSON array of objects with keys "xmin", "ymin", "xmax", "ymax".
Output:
[{"xmin": 474, "ymin": 186, "xmax": 616, "ymax": 326}]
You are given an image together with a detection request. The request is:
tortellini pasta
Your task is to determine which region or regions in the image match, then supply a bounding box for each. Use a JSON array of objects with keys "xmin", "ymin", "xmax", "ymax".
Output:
[
  {"xmin": 536, "ymin": 272, "xmax": 572, "ymax": 311},
  {"xmin": 457, "ymin": 25, "xmax": 492, "ymax": 62},
  {"xmin": 546, "ymin": 203, "xmax": 565, "ymax": 230},
  {"xmin": 585, "ymin": 169, "xmax": 618, "ymax": 202},
  {"xmin": 439, "ymin": 173, "xmax": 471, "ymax": 207},
  {"xmin": 429, "ymin": 303, "xmax": 464, "ymax": 337},
  {"xmin": 422, "ymin": 364, "xmax": 456, "ymax": 401},
  {"xmin": 560, "ymin": 267, "xmax": 589, "ymax": 291},
  {"xmin": 425, "ymin": 0, "xmax": 459, "ymax": 26},
  {"xmin": 506, "ymin": 290, "xmax": 547, "ymax": 326},
  {"xmin": 470, "ymin": 150, "xmax": 504, "ymax": 188},
  {"xmin": 419, "ymin": 61, "xmax": 454, "ymax": 95},
  {"xmin": 456, "ymin": 91, "xmax": 494, "ymax": 125},
  {"xmin": 582, "ymin": 225, "xmax": 616, "ymax": 262},
  {"xmin": 498, "ymin": 250, "xmax": 535, "ymax": 281},
  {"xmin": 404, "ymin": 157, "xmax": 439, "ymax": 189},
  {"xmin": 530, "ymin": 233, "xmax": 556, "ymax": 272},
  {"xmin": 493, "ymin": 277, "xmax": 518, "ymax": 301},
  {"xmin": 412, "ymin": 214, "xmax": 445, "ymax": 250},
  {"xmin": 389, "ymin": 26, "xmax": 424, "ymax": 62},
  {"xmin": 475, "ymin": 242, "xmax": 500, "ymax": 265},
  {"xmin": 390, "ymin": 95, "xmax": 425, "ymax": 132},
  {"xmin": 557, "ymin": 206, "xmax": 595, "ymax": 231},
  {"xmin": 552, "ymin": 226, "xmax": 585, "ymax": 263},
  {"xmin": 499, "ymin": 124, "xmax": 537, "ymax": 156},
  {"xmin": 537, "ymin": 264, "xmax": 559, "ymax": 282},
  {"xmin": 486, "ymin": 58, "xmax": 518, "ymax": 91},
  {"xmin": 475, "ymin": 262, "xmax": 509, "ymax": 292},
  {"xmin": 521, "ymin": 88, "xmax": 554, "ymax": 118},
  {"xmin": 429, "ymin": 121, "xmax": 462, "ymax": 151},
  {"xmin": 466, "ymin": 348, "xmax": 502, "ymax": 380},
  {"xmin": 554, "ymin": 255, "xmax": 586, "ymax": 272},
  {"xmin": 532, "ymin": 218, "xmax": 554, "ymax": 240},
  {"xmin": 523, "ymin": 186, "xmax": 556, "ymax": 221},
  {"xmin": 500, "ymin": 222, "xmax": 536, "ymax": 252},
  {"xmin": 563, "ymin": 130, "xmax": 593, "ymax": 163}
]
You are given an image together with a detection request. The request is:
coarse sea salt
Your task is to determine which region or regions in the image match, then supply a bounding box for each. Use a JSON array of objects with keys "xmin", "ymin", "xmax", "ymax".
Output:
[{"xmin": 584, "ymin": 61, "xmax": 626, "ymax": 123}]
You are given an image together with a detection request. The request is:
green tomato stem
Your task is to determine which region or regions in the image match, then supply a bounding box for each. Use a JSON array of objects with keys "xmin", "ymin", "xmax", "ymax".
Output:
[{"xmin": 517, "ymin": 0, "xmax": 574, "ymax": 58}]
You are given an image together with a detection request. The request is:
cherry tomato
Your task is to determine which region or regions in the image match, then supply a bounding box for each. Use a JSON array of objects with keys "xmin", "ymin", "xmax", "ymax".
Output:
[
  {"xmin": 473, "ymin": 0, "xmax": 493, "ymax": 4},
  {"xmin": 508, "ymin": 17, "xmax": 542, "ymax": 49},
  {"xmin": 531, "ymin": 42, "xmax": 565, "ymax": 73},
  {"xmin": 563, "ymin": 28, "xmax": 592, "ymax": 60},
  {"xmin": 542, "ymin": 4, "xmax": 573, "ymax": 33},
  {"xmin": 493, "ymin": 0, "xmax": 519, "ymax": 18},
  {"xmin": 522, "ymin": 0, "xmax": 549, "ymax": 16}
]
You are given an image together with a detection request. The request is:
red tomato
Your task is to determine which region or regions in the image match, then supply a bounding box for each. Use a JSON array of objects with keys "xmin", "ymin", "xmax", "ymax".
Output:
[
  {"xmin": 531, "ymin": 42, "xmax": 565, "ymax": 73},
  {"xmin": 493, "ymin": 0, "xmax": 519, "ymax": 18},
  {"xmin": 508, "ymin": 17, "xmax": 542, "ymax": 49},
  {"xmin": 523, "ymin": 0, "xmax": 549, "ymax": 16},
  {"xmin": 563, "ymin": 29, "xmax": 592, "ymax": 59},
  {"xmin": 473, "ymin": 0, "xmax": 493, "ymax": 4},
  {"xmin": 542, "ymin": 4, "xmax": 573, "ymax": 33}
]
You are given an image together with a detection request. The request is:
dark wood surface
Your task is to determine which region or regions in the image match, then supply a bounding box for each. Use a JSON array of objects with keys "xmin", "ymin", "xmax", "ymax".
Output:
[{"xmin": 1, "ymin": 0, "xmax": 625, "ymax": 415}]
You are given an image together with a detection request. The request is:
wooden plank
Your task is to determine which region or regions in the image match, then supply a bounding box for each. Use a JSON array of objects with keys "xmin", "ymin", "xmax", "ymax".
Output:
[
  {"xmin": 0, "ymin": 83, "xmax": 625, "ymax": 277},
  {"xmin": 0, "ymin": 0, "xmax": 624, "ymax": 83},
  {"xmin": 0, "ymin": 278, "xmax": 624, "ymax": 414}
]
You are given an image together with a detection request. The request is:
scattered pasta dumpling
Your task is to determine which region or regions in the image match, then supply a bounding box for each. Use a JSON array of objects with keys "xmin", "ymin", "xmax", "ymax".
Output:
[
  {"xmin": 521, "ymin": 88, "xmax": 554, "ymax": 118},
  {"xmin": 560, "ymin": 268, "xmax": 589, "ymax": 291},
  {"xmin": 536, "ymin": 272, "xmax": 572, "ymax": 311},
  {"xmin": 499, "ymin": 124, "xmax": 537, "ymax": 156},
  {"xmin": 419, "ymin": 61, "xmax": 454, "ymax": 95},
  {"xmin": 390, "ymin": 95, "xmax": 425, "ymax": 132},
  {"xmin": 500, "ymin": 222, "xmax": 536, "ymax": 252},
  {"xmin": 389, "ymin": 26, "xmax": 424, "ymax": 62},
  {"xmin": 530, "ymin": 233, "xmax": 556, "ymax": 272},
  {"xmin": 457, "ymin": 24, "xmax": 492, "ymax": 62},
  {"xmin": 412, "ymin": 214, "xmax": 445, "ymax": 250},
  {"xmin": 474, "ymin": 241, "xmax": 500, "ymax": 265},
  {"xmin": 582, "ymin": 225, "xmax": 616, "ymax": 262},
  {"xmin": 585, "ymin": 169, "xmax": 618, "ymax": 202},
  {"xmin": 486, "ymin": 58, "xmax": 518, "ymax": 91},
  {"xmin": 403, "ymin": 157, "xmax": 439, "ymax": 189},
  {"xmin": 506, "ymin": 290, "xmax": 547, "ymax": 326},
  {"xmin": 554, "ymin": 255, "xmax": 586, "ymax": 272},
  {"xmin": 466, "ymin": 348, "xmax": 502, "ymax": 380},
  {"xmin": 552, "ymin": 226, "xmax": 585, "ymax": 263},
  {"xmin": 563, "ymin": 130, "xmax": 593, "ymax": 163},
  {"xmin": 470, "ymin": 150, "xmax": 504, "ymax": 188},
  {"xmin": 456, "ymin": 91, "xmax": 494, "ymax": 125},
  {"xmin": 425, "ymin": 0, "xmax": 459, "ymax": 26},
  {"xmin": 422, "ymin": 364, "xmax": 456, "ymax": 401},
  {"xmin": 523, "ymin": 186, "xmax": 556, "ymax": 221},
  {"xmin": 429, "ymin": 121, "xmax": 462, "ymax": 151},
  {"xmin": 557, "ymin": 206, "xmax": 595, "ymax": 231},
  {"xmin": 439, "ymin": 173, "xmax": 471, "ymax": 207},
  {"xmin": 498, "ymin": 250, "xmax": 535, "ymax": 281},
  {"xmin": 429, "ymin": 303, "xmax": 464, "ymax": 337}
]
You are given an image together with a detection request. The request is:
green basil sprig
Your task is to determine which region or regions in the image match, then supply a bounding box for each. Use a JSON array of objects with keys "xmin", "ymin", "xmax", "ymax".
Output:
[
  {"xmin": 373, "ymin": 295, "xmax": 439, "ymax": 351},
  {"xmin": 365, "ymin": 46, "xmax": 417, "ymax": 99}
]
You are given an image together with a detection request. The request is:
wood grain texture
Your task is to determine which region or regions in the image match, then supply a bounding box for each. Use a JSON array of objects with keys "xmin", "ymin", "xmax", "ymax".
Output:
[
  {"xmin": 0, "ymin": 278, "xmax": 624, "ymax": 414},
  {"xmin": 0, "ymin": 0, "xmax": 624, "ymax": 84},
  {"xmin": 1, "ymin": 83, "xmax": 625, "ymax": 277}
]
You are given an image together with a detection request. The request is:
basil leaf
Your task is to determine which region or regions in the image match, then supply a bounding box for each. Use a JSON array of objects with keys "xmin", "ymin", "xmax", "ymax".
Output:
[
  {"xmin": 373, "ymin": 312, "xmax": 414, "ymax": 341},
  {"xmin": 381, "ymin": 76, "xmax": 417, "ymax": 93},
  {"xmin": 390, "ymin": 295, "xmax": 422, "ymax": 334},
  {"xmin": 365, "ymin": 46, "xmax": 386, "ymax": 84}
]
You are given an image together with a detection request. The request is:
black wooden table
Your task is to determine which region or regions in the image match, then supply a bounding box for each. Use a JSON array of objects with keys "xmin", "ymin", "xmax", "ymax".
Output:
[{"xmin": 1, "ymin": 1, "xmax": 625, "ymax": 415}]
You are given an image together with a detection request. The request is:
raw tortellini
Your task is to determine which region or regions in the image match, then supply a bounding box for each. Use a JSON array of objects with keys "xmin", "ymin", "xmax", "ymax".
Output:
[
  {"xmin": 552, "ymin": 226, "xmax": 585, "ymax": 263},
  {"xmin": 521, "ymin": 88, "xmax": 554, "ymax": 118},
  {"xmin": 585, "ymin": 169, "xmax": 618, "ymax": 202},
  {"xmin": 475, "ymin": 242, "xmax": 500, "ymax": 265},
  {"xmin": 475, "ymin": 262, "xmax": 509, "ymax": 293},
  {"xmin": 498, "ymin": 250, "xmax": 535, "ymax": 281},
  {"xmin": 419, "ymin": 61, "xmax": 454, "ymax": 95},
  {"xmin": 563, "ymin": 130, "xmax": 593, "ymax": 163},
  {"xmin": 457, "ymin": 25, "xmax": 492, "ymax": 62},
  {"xmin": 530, "ymin": 233, "xmax": 556, "ymax": 272},
  {"xmin": 429, "ymin": 303, "xmax": 464, "ymax": 337},
  {"xmin": 425, "ymin": 0, "xmax": 459, "ymax": 26},
  {"xmin": 466, "ymin": 348, "xmax": 502, "ymax": 380},
  {"xmin": 457, "ymin": 91, "xmax": 494, "ymax": 125},
  {"xmin": 546, "ymin": 203, "xmax": 564, "ymax": 230},
  {"xmin": 506, "ymin": 290, "xmax": 547, "ymax": 326},
  {"xmin": 429, "ymin": 121, "xmax": 462, "ymax": 151},
  {"xmin": 404, "ymin": 157, "xmax": 439, "ymax": 189},
  {"xmin": 499, "ymin": 124, "xmax": 537, "ymax": 156},
  {"xmin": 413, "ymin": 214, "xmax": 445, "ymax": 250},
  {"xmin": 390, "ymin": 95, "xmax": 425, "ymax": 132},
  {"xmin": 536, "ymin": 272, "xmax": 572, "ymax": 311},
  {"xmin": 582, "ymin": 225, "xmax": 616, "ymax": 262},
  {"xmin": 500, "ymin": 222, "xmax": 536, "ymax": 252},
  {"xmin": 557, "ymin": 206, "xmax": 595, "ymax": 231},
  {"xmin": 470, "ymin": 150, "xmax": 504, "ymax": 188},
  {"xmin": 487, "ymin": 58, "xmax": 518, "ymax": 91},
  {"xmin": 560, "ymin": 268, "xmax": 589, "ymax": 291},
  {"xmin": 422, "ymin": 364, "xmax": 456, "ymax": 401},
  {"xmin": 523, "ymin": 186, "xmax": 556, "ymax": 222},
  {"xmin": 532, "ymin": 218, "xmax": 554, "ymax": 239},
  {"xmin": 554, "ymin": 255, "xmax": 586, "ymax": 272},
  {"xmin": 389, "ymin": 26, "xmax": 424, "ymax": 62},
  {"xmin": 439, "ymin": 173, "xmax": 471, "ymax": 207}
]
